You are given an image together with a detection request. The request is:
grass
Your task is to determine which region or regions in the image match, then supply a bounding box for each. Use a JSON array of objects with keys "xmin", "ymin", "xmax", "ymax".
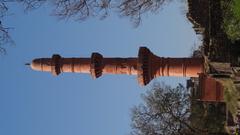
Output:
[{"xmin": 222, "ymin": 0, "xmax": 240, "ymax": 42}]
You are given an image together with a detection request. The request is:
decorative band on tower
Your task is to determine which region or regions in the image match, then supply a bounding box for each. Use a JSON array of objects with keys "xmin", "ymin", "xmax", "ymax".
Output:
[
  {"xmin": 137, "ymin": 47, "xmax": 154, "ymax": 86},
  {"xmin": 51, "ymin": 54, "xmax": 62, "ymax": 76},
  {"xmin": 90, "ymin": 53, "xmax": 103, "ymax": 79}
]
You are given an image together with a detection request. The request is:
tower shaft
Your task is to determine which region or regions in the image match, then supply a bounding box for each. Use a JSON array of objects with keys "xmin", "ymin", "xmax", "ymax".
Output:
[{"xmin": 30, "ymin": 47, "xmax": 204, "ymax": 85}]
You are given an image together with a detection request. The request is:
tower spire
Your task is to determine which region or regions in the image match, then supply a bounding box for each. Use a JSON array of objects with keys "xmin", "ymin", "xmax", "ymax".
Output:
[
  {"xmin": 30, "ymin": 47, "xmax": 205, "ymax": 86},
  {"xmin": 25, "ymin": 63, "xmax": 30, "ymax": 66}
]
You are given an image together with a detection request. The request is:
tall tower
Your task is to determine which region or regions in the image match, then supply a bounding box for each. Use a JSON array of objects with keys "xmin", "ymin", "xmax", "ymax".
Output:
[{"xmin": 30, "ymin": 47, "xmax": 204, "ymax": 86}]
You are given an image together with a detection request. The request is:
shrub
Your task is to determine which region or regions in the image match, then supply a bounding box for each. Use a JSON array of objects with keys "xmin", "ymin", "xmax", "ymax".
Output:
[{"xmin": 222, "ymin": 0, "xmax": 240, "ymax": 42}]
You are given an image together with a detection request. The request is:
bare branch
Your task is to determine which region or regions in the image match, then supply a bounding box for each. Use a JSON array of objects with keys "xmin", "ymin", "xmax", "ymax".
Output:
[
  {"xmin": 17, "ymin": 0, "xmax": 46, "ymax": 11},
  {"xmin": 0, "ymin": 0, "xmax": 176, "ymax": 53},
  {"xmin": 118, "ymin": 0, "xmax": 172, "ymax": 27},
  {"xmin": 52, "ymin": 0, "xmax": 111, "ymax": 21},
  {"xmin": 130, "ymin": 83, "xmax": 206, "ymax": 135},
  {"xmin": 0, "ymin": 22, "xmax": 14, "ymax": 54}
]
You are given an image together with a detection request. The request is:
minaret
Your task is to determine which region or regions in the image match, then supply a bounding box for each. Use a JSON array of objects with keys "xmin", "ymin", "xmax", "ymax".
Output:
[{"xmin": 30, "ymin": 47, "xmax": 204, "ymax": 86}]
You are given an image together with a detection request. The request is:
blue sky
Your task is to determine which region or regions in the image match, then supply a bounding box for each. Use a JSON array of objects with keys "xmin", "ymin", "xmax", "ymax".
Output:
[{"xmin": 0, "ymin": 1, "xmax": 198, "ymax": 135}]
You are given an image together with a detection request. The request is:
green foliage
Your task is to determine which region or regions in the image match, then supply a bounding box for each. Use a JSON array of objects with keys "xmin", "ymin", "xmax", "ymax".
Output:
[
  {"xmin": 222, "ymin": 0, "xmax": 240, "ymax": 42},
  {"xmin": 232, "ymin": 0, "xmax": 240, "ymax": 19},
  {"xmin": 219, "ymin": 79, "xmax": 240, "ymax": 116}
]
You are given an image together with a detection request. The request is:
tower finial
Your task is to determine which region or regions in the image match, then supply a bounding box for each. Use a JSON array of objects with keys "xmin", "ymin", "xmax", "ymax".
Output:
[{"xmin": 25, "ymin": 63, "xmax": 30, "ymax": 66}]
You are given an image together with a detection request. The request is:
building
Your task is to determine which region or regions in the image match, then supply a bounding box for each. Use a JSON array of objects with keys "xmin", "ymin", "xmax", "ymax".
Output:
[{"xmin": 29, "ymin": 47, "xmax": 204, "ymax": 86}]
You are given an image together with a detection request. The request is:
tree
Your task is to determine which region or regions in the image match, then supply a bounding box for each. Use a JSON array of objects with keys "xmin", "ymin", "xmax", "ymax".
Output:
[
  {"xmin": 52, "ymin": 0, "xmax": 111, "ymax": 21},
  {"xmin": 0, "ymin": 21, "xmax": 13, "ymax": 54},
  {"xmin": 0, "ymin": 0, "xmax": 45, "ymax": 54},
  {"xmin": 38, "ymin": 0, "xmax": 173, "ymax": 26},
  {"xmin": 0, "ymin": 0, "xmax": 175, "ymax": 25},
  {"xmin": 118, "ymin": 0, "xmax": 173, "ymax": 26},
  {"xmin": 0, "ymin": 1, "xmax": 13, "ymax": 54},
  {"xmin": 130, "ymin": 82, "xmax": 226, "ymax": 135},
  {"xmin": 130, "ymin": 83, "xmax": 195, "ymax": 135},
  {"xmin": 0, "ymin": 0, "xmax": 176, "ymax": 53}
]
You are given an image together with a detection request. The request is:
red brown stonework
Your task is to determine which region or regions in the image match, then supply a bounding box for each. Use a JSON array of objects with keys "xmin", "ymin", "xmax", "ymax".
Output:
[
  {"xmin": 30, "ymin": 47, "xmax": 205, "ymax": 86},
  {"xmin": 199, "ymin": 73, "xmax": 224, "ymax": 102}
]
